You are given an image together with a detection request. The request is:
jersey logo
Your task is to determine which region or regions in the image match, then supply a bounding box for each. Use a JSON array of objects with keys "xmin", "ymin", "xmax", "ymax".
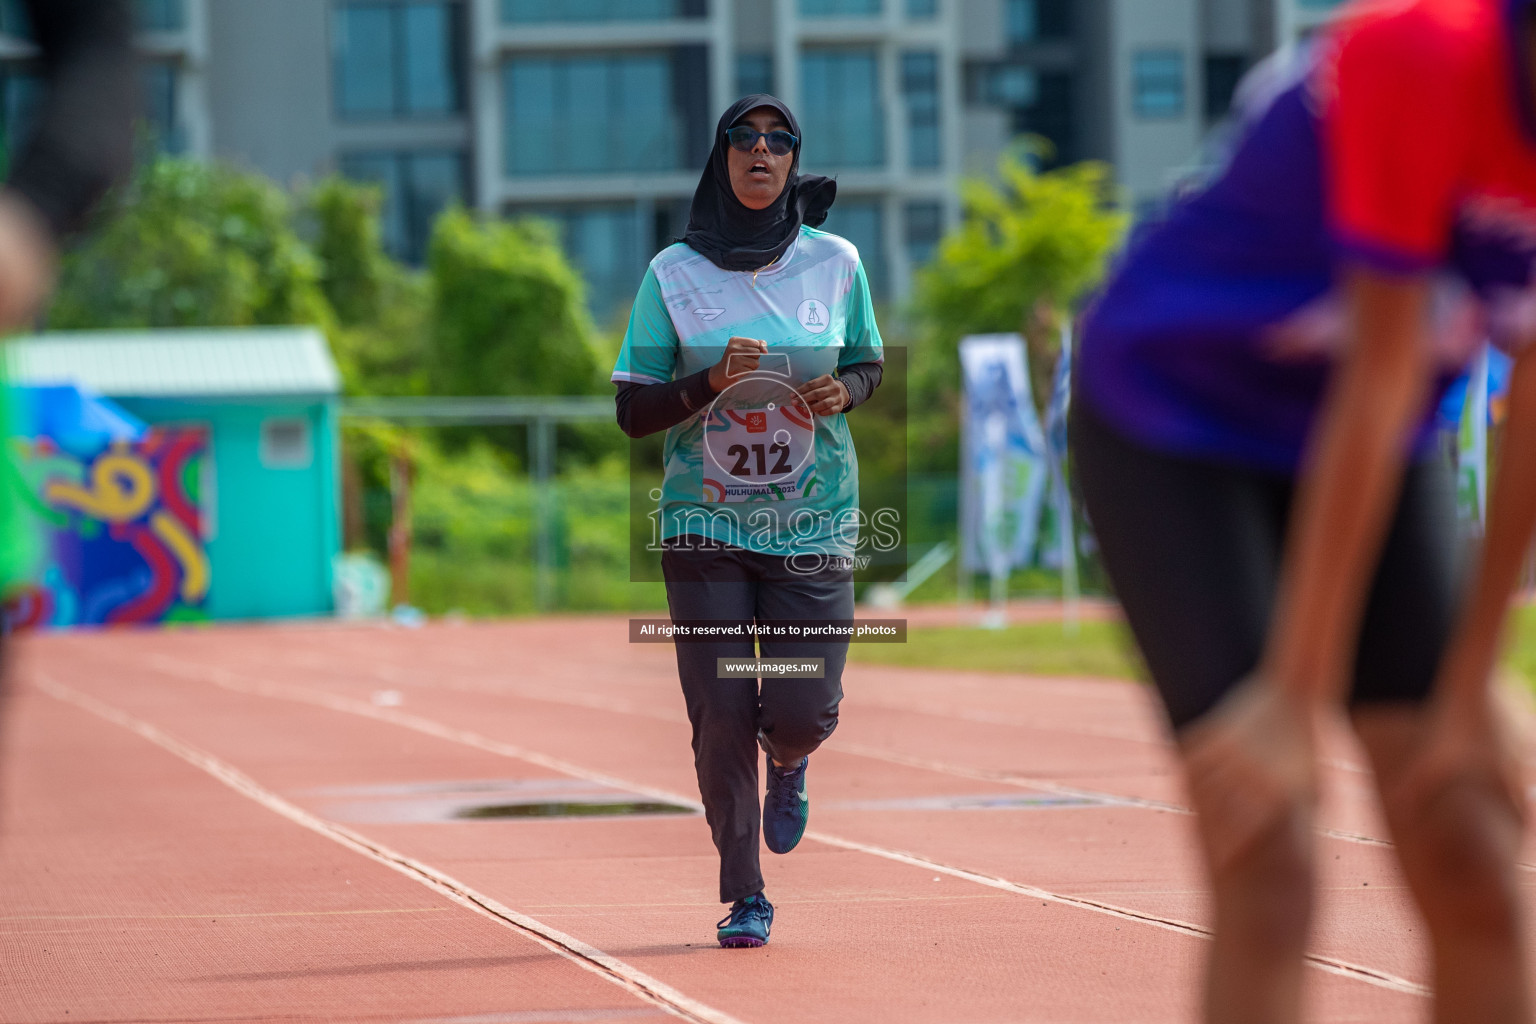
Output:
[
  {"xmin": 797, "ymin": 298, "xmax": 829, "ymax": 335},
  {"xmin": 694, "ymin": 307, "xmax": 725, "ymax": 321}
]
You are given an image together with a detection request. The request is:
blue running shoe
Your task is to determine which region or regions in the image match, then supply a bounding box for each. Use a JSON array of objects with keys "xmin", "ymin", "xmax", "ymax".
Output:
[
  {"xmin": 763, "ymin": 755, "xmax": 809, "ymax": 854},
  {"xmin": 716, "ymin": 892, "xmax": 773, "ymax": 948}
]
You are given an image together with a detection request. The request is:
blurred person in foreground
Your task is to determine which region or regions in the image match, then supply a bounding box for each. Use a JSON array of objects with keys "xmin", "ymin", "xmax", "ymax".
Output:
[
  {"xmin": 1073, "ymin": 0, "xmax": 1536, "ymax": 1021},
  {"xmin": 612, "ymin": 95, "xmax": 883, "ymax": 948},
  {"xmin": 0, "ymin": 0, "xmax": 134, "ymax": 329},
  {"xmin": 0, "ymin": 1, "xmax": 135, "ymax": 716}
]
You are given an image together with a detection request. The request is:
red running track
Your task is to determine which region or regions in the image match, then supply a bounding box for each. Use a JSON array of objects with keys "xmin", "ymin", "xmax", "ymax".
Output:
[{"xmin": 1, "ymin": 617, "xmax": 1521, "ymax": 1022}]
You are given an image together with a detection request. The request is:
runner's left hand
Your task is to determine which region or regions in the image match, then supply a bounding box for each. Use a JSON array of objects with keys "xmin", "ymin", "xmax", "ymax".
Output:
[
  {"xmin": 797, "ymin": 374, "xmax": 850, "ymax": 416},
  {"xmin": 1180, "ymin": 673, "xmax": 1319, "ymax": 873}
]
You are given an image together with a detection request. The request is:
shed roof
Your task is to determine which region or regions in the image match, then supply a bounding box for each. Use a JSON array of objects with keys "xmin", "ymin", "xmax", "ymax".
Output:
[{"xmin": 4, "ymin": 327, "xmax": 342, "ymax": 398}]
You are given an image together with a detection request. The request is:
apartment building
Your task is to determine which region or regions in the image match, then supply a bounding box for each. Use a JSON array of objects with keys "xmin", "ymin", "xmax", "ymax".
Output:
[
  {"xmin": 474, "ymin": 0, "xmax": 963, "ymax": 313},
  {"xmin": 0, "ymin": 0, "xmax": 1362, "ymax": 318},
  {"xmin": 962, "ymin": 0, "xmax": 1281, "ymax": 212},
  {"xmin": 1276, "ymin": 0, "xmax": 1348, "ymax": 47},
  {"xmin": 0, "ymin": 0, "xmax": 207, "ymax": 161}
]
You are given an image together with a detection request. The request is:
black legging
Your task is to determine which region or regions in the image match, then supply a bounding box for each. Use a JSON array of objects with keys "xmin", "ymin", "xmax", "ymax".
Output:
[
  {"xmin": 662, "ymin": 538, "xmax": 852, "ymax": 903},
  {"xmin": 1072, "ymin": 396, "xmax": 1464, "ymax": 731}
]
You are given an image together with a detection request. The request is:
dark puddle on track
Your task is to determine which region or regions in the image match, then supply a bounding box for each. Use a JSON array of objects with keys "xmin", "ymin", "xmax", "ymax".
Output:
[
  {"xmin": 825, "ymin": 793, "xmax": 1113, "ymax": 812},
  {"xmin": 301, "ymin": 778, "xmax": 700, "ymax": 824},
  {"xmin": 304, "ymin": 780, "xmax": 1113, "ymax": 822},
  {"xmin": 457, "ymin": 800, "xmax": 694, "ymax": 820}
]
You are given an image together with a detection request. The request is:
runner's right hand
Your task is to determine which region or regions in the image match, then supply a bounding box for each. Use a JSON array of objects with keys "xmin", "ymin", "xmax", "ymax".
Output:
[
  {"xmin": 1179, "ymin": 674, "xmax": 1318, "ymax": 873},
  {"xmin": 708, "ymin": 336, "xmax": 768, "ymax": 393}
]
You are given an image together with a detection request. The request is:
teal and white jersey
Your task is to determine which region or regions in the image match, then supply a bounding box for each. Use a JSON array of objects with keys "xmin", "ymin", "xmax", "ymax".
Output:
[{"xmin": 613, "ymin": 225, "xmax": 884, "ymax": 557}]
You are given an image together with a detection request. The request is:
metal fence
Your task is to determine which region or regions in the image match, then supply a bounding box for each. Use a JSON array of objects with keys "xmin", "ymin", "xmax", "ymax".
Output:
[{"xmin": 341, "ymin": 396, "xmax": 614, "ymax": 611}]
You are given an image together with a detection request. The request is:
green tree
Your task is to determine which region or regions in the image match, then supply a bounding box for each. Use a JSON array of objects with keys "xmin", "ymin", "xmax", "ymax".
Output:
[
  {"xmin": 427, "ymin": 208, "xmax": 602, "ymax": 397},
  {"xmin": 910, "ymin": 149, "xmax": 1127, "ymax": 471},
  {"xmin": 309, "ymin": 176, "xmax": 390, "ymax": 328},
  {"xmin": 305, "ymin": 176, "xmax": 433, "ymax": 398},
  {"xmin": 49, "ymin": 157, "xmax": 332, "ymax": 330}
]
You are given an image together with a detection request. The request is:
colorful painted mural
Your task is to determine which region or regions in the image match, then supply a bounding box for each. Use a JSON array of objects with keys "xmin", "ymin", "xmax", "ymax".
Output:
[{"xmin": 7, "ymin": 427, "xmax": 211, "ymax": 628}]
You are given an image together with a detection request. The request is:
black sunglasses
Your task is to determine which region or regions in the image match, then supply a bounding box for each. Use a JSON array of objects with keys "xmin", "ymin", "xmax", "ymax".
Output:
[{"xmin": 725, "ymin": 126, "xmax": 798, "ymax": 157}]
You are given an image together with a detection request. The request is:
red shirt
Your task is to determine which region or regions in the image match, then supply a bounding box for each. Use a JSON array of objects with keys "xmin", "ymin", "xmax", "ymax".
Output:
[{"xmin": 1323, "ymin": 0, "xmax": 1536, "ymax": 274}]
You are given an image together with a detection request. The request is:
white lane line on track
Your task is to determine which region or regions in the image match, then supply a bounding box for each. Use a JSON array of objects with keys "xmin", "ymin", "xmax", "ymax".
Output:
[
  {"xmin": 140, "ymin": 658, "xmax": 706, "ymax": 814},
  {"xmin": 32, "ymin": 675, "xmax": 742, "ymax": 1024},
  {"xmin": 831, "ymin": 743, "xmax": 1400, "ymax": 851},
  {"xmin": 137, "ymin": 660, "xmax": 1429, "ymax": 1000},
  {"xmin": 233, "ymin": 645, "xmax": 1165, "ymax": 747},
  {"xmin": 192, "ymin": 651, "xmax": 1398, "ymax": 855},
  {"xmin": 802, "ymin": 830, "xmax": 1427, "ymax": 997}
]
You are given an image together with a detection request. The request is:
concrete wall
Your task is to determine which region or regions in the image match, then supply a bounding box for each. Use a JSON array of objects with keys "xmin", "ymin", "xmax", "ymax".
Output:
[
  {"xmin": 204, "ymin": 0, "xmax": 473, "ymax": 192},
  {"xmin": 734, "ymin": 0, "xmax": 774, "ymax": 49},
  {"xmin": 204, "ymin": 0, "xmax": 335, "ymax": 184},
  {"xmin": 1108, "ymin": 0, "xmax": 1203, "ymax": 206},
  {"xmin": 1203, "ymin": 0, "xmax": 1257, "ymax": 52}
]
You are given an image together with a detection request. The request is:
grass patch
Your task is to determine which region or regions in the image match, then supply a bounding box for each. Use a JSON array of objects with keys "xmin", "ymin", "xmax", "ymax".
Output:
[
  {"xmin": 409, "ymin": 552, "xmax": 668, "ymax": 617},
  {"xmin": 846, "ymin": 618, "xmax": 1144, "ymax": 680},
  {"xmin": 849, "ymin": 602, "xmax": 1536, "ymax": 688}
]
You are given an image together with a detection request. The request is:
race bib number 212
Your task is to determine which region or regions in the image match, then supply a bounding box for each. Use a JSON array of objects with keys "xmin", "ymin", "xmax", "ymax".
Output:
[{"xmin": 701, "ymin": 384, "xmax": 816, "ymax": 503}]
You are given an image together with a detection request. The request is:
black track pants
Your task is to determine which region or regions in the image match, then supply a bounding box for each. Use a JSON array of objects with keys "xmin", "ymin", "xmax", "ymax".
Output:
[
  {"xmin": 662, "ymin": 539, "xmax": 852, "ymax": 903},
  {"xmin": 1071, "ymin": 398, "xmax": 1463, "ymax": 732}
]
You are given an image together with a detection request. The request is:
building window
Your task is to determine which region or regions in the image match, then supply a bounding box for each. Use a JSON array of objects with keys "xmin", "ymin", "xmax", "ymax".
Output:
[
  {"xmin": 3, "ymin": 0, "xmax": 186, "ymax": 40},
  {"xmin": 0, "ymin": 0, "xmax": 28, "ymax": 39},
  {"xmin": 517, "ymin": 202, "xmax": 644, "ymax": 318},
  {"xmin": 972, "ymin": 61, "xmax": 1036, "ymax": 107},
  {"xmin": 134, "ymin": 0, "xmax": 185, "ymax": 31},
  {"xmin": 905, "ymin": 0, "xmax": 936, "ymax": 16},
  {"xmin": 503, "ymin": 51, "xmax": 708, "ymax": 175},
  {"xmin": 1006, "ymin": 0, "xmax": 1070, "ymax": 44},
  {"xmin": 901, "ymin": 51, "xmax": 940, "ymax": 170},
  {"xmin": 333, "ymin": 2, "xmax": 464, "ymax": 120},
  {"xmin": 904, "ymin": 200, "xmax": 942, "ymax": 270},
  {"xmin": 340, "ymin": 149, "xmax": 466, "ymax": 263},
  {"xmin": 140, "ymin": 60, "xmax": 183, "ymax": 153},
  {"xmin": 261, "ymin": 418, "xmax": 313, "ymax": 470},
  {"xmin": 799, "ymin": 49, "xmax": 884, "ymax": 169},
  {"xmin": 0, "ymin": 65, "xmax": 39, "ymax": 168},
  {"xmin": 1012, "ymin": 69, "xmax": 1073, "ymax": 164},
  {"xmin": 820, "ymin": 198, "xmax": 886, "ymax": 299},
  {"xmin": 1132, "ymin": 50, "xmax": 1185, "ymax": 119},
  {"xmin": 736, "ymin": 52, "xmax": 773, "ymax": 98},
  {"xmin": 1204, "ymin": 54, "xmax": 1247, "ymax": 122},
  {"xmin": 501, "ymin": 0, "xmax": 705, "ymax": 21},
  {"xmin": 1, "ymin": 60, "xmax": 182, "ymax": 166},
  {"xmin": 799, "ymin": 0, "xmax": 881, "ymax": 17}
]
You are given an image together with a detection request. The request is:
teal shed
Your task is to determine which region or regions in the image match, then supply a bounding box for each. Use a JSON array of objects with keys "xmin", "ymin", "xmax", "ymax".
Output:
[{"xmin": 6, "ymin": 327, "xmax": 343, "ymax": 620}]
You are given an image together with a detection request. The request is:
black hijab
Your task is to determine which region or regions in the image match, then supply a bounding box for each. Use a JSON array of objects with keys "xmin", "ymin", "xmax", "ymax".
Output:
[{"xmin": 683, "ymin": 94, "xmax": 837, "ymax": 272}]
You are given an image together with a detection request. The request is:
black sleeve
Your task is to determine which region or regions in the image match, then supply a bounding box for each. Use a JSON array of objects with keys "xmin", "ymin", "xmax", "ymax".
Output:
[
  {"xmin": 838, "ymin": 361, "xmax": 883, "ymax": 411},
  {"xmin": 614, "ymin": 368, "xmax": 719, "ymax": 439},
  {"xmin": 8, "ymin": 0, "xmax": 137, "ymax": 241}
]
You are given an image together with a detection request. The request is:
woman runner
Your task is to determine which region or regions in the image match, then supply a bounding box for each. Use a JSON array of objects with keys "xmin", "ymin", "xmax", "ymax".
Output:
[
  {"xmin": 1074, "ymin": 1, "xmax": 1536, "ymax": 1021},
  {"xmin": 612, "ymin": 95, "xmax": 884, "ymax": 948}
]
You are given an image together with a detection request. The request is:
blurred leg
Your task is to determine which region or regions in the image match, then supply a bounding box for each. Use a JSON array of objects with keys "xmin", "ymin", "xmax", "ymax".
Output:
[
  {"xmin": 663, "ymin": 541, "xmax": 763, "ymax": 903},
  {"xmin": 1355, "ymin": 708, "xmax": 1531, "ymax": 1024},
  {"xmin": 1073, "ymin": 400, "xmax": 1311, "ymax": 1024},
  {"xmin": 1348, "ymin": 455, "xmax": 1529, "ymax": 1022}
]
